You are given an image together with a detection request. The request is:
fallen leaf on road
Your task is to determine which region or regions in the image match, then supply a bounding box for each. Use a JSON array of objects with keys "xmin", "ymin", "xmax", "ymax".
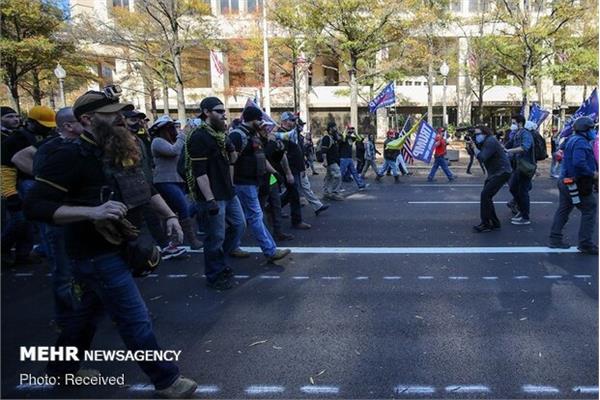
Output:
[
  {"xmin": 150, "ymin": 295, "xmax": 163, "ymax": 301},
  {"xmin": 249, "ymin": 340, "xmax": 268, "ymax": 347},
  {"xmin": 309, "ymin": 377, "xmax": 315, "ymax": 385},
  {"xmin": 415, "ymin": 315, "xmax": 424, "ymax": 319},
  {"xmin": 315, "ymin": 369, "xmax": 326, "ymax": 377},
  {"xmin": 520, "ymin": 317, "xmax": 527, "ymax": 321},
  {"xmin": 272, "ymin": 346, "xmax": 282, "ymax": 350}
]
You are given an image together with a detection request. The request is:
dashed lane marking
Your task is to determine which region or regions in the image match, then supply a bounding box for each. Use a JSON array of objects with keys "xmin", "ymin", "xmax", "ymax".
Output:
[
  {"xmin": 245, "ymin": 385, "xmax": 285, "ymax": 395},
  {"xmin": 300, "ymin": 385, "xmax": 340, "ymax": 394},
  {"xmin": 418, "ymin": 276, "xmax": 435, "ymax": 280},
  {"xmin": 448, "ymin": 276, "xmax": 469, "ymax": 280},
  {"xmin": 482, "ymin": 276, "xmax": 499, "ymax": 280},
  {"xmin": 292, "ymin": 276, "xmax": 310, "ymax": 280},
  {"xmin": 395, "ymin": 385, "xmax": 436, "ymax": 395},
  {"xmin": 445, "ymin": 385, "xmax": 491, "ymax": 393},
  {"xmin": 166, "ymin": 274, "xmax": 188, "ymax": 278},
  {"xmin": 408, "ymin": 201, "xmax": 553, "ymax": 204},
  {"xmin": 321, "ymin": 276, "xmax": 343, "ymax": 280},
  {"xmin": 544, "ymin": 275, "xmax": 563, "ymax": 279},
  {"xmin": 522, "ymin": 384, "xmax": 561, "ymax": 394},
  {"xmin": 195, "ymin": 385, "xmax": 221, "ymax": 394},
  {"xmin": 383, "ymin": 276, "xmax": 402, "ymax": 280},
  {"xmin": 572, "ymin": 386, "xmax": 599, "ymax": 394},
  {"xmin": 259, "ymin": 275, "xmax": 280, "ymax": 280},
  {"xmin": 409, "ymin": 184, "xmax": 482, "ymax": 187}
]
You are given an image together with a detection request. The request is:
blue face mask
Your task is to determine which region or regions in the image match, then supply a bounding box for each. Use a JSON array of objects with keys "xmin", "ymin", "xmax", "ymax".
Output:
[
  {"xmin": 475, "ymin": 133, "xmax": 485, "ymax": 144},
  {"xmin": 510, "ymin": 123, "xmax": 518, "ymax": 131}
]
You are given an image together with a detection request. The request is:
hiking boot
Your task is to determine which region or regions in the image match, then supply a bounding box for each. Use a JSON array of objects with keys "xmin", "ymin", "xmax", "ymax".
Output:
[
  {"xmin": 448, "ymin": 176, "xmax": 456, "ymax": 182},
  {"xmin": 292, "ymin": 222, "xmax": 311, "ymax": 230},
  {"xmin": 506, "ymin": 201, "xmax": 519, "ymax": 215},
  {"xmin": 331, "ymin": 193, "xmax": 345, "ymax": 201},
  {"xmin": 268, "ymin": 248, "xmax": 291, "ymax": 262},
  {"xmin": 206, "ymin": 276, "xmax": 233, "ymax": 291},
  {"xmin": 275, "ymin": 232, "xmax": 294, "ymax": 241},
  {"xmin": 511, "ymin": 217, "xmax": 531, "ymax": 225},
  {"xmin": 358, "ymin": 183, "xmax": 370, "ymax": 191},
  {"xmin": 548, "ymin": 241, "xmax": 570, "ymax": 249},
  {"xmin": 394, "ymin": 176, "xmax": 400, "ymax": 184},
  {"xmin": 466, "ymin": 170, "xmax": 472, "ymax": 175},
  {"xmin": 577, "ymin": 244, "xmax": 599, "ymax": 255},
  {"xmin": 156, "ymin": 376, "xmax": 198, "ymax": 398},
  {"xmin": 315, "ymin": 204, "xmax": 329, "ymax": 216},
  {"xmin": 491, "ymin": 221, "xmax": 501, "ymax": 230},
  {"xmin": 229, "ymin": 248, "xmax": 251, "ymax": 258},
  {"xmin": 222, "ymin": 267, "xmax": 234, "ymax": 279},
  {"xmin": 473, "ymin": 223, "xmax": 493, "ymax": 233},
  {"xmin": 161, "ymin": 243, "xmax": 187, "ymax": 260},
  {"xmin": 375, "ymin": 175, "xmax": 382, "ymax": 183}
]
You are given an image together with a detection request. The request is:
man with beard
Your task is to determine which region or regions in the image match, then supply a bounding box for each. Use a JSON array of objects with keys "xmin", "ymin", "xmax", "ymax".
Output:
[
  {"xmin": 230, "ymin": 106, "xmax": 291, "ymax": 262},
  {"xmin": 187, "ymin": 97, "xmax": 247, "ymax": 290},
  {"xmin": 2, "ymin": 106, "xmax": 56, "ymax": 265},
  {"xmin": 24, "ymin": 90, "xmax": 197, "ymax": 398},
  {"xmin": 1, "ymin": 106, "xmax": 20, "ymax": 140}
]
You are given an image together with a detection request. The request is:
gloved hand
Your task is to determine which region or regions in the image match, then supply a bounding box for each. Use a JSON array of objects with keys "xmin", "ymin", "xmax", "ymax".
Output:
[
  {"xmin": 207, "ymin": 199, "xmax": 219, "ymax": 216},
  {"xmin": 5, "ymin": 194, "xmax": 22, "ymax": 212}
]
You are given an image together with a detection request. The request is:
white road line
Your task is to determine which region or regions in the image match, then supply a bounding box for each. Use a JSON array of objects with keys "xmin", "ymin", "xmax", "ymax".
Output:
[
  {"xmin": 482, "ymin": 276, "xmax": 499, "ymax": 280},
  {"xmin": 322, "ymin": 276, "xmax": 342, "ymax": 280},
  {"xmin": 544, "ymin": 275, "xmax": 563, "ymax": 279},
  {"xmin": 300, "ymin": 385, "xmax": 340, "ymax": 394},
  {"xmin": 408, "ymin": 201, "xmax": 553, "ymax": 204},
  {"xmin": 383, "ymin": 276, "xmax": 402, "ymax": 280},
  {"xmin": 572, "ymin": 386, "xmax": 599, "ymax": 394},
  {"xmin": 394, "ymin": 385, "xmax": 436, "ymax": 395},
  {"xmin": 514, "ymin": 275, "xmax": 530, "ymax": 280},
  {"xmin": 45, "ymin": 273, "xmax": 52, "ymax": 277},
  {"xmin": 445, "ymin": 385, "xmax": 491, "ymax": 393},
  {"xmin": 292, "ymin": 276, "xmax": 310, "ymax": 280},
  {"xmin": 234, "ymin": 275, "xmax": 250, "ymax": 279},
  {"xmin": 129, "ymin": 384, "xmax": 153, "ymax": 392},
  {"xmin": 522, "ymin": 385, "xmax": 560, "ymax": 394},
  {"xmin": 166, "ymin": 274, "xmax": 188, "ymax": 278},
  {"xmin": 418, "ymin": 276, "xmax": 434, "ymax": 280},
  {"xmin": 574, "ymin": 275, "xmax": 593, "ymax": 279},
  {"xmin": 259, "ymin": 275, "xmax": 280, "ymax": 279},
  {"xmin": 355, "ymin": 276, "xmax": 369, "ymax": 280},
  {"xmin": 237, "ymin": 246, "xmax": 579, "ymax": 254},
  {"xmin": 449, "ymin": 276, "xmax": 469, "ymax": 280},
  {"xmin": 195, "ymin": 385, "xmax": 220, "ymax": 394},
  {"xmin": 14, "ymin": 273, "xmax": 33, "ymax": 277},
  {"xmin": 245, "ymin": 385, "xmax": 285, "ymax": 394},
  {"xmin": 409, "ymin": 184, "xmax": 482, "ymax": 187},
  {"xmin": 146, "ymin": 274, "xmax": 159, "ymax": 278},
  {"xmin": 15, "ymin": 383, "xmax": 54, "ymax": 390}
]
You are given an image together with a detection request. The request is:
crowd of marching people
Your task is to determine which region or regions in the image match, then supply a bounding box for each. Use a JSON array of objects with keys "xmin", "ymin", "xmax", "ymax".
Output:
[{"xmin": 0, "ymin": 85, "xmax": 598, "ymax": 398}]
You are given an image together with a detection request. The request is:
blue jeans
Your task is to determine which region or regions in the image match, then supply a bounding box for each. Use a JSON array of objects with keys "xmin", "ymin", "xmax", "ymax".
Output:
[
  {"xmin": 197, "ymin": 196, "xmax": 246, "ymax": 282},
  {"xmin": 154, "ymin": 182, "xmax": 191, "ymax": 219},
  {"xmin": 235, "ymin": 185, "xmax": 277, "ymax": 257},
  {"xmin": 340, "ymin": 158, "xmax": 365, "ymax": 188},
  {"xmin": 1, "ymin": 179, "xmax": 36, "ymax": 258},
  {"xmin": 509, "ymin": 171, "xmax": 532, "ymax": 220},
  {"xmin": 40, "ymin": 224, "xmax": 74, "ymax": 326},
  {"xmin": 550, "ymin": 180, "xmax": 597, "ymax": 247},
  {"xmin": 427, "ymin": 156, "xmax": 454, "ymax": 180},
  {"xmin": 378, "ymin": 160, "xmax": 399, "ymax": 177},
  {"xmin": 47, "ymin": 253, "xmax": 179, "ymax": 390}
]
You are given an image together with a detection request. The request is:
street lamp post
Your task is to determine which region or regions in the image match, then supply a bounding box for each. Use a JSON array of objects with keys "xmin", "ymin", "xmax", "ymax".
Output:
[
  {"xmin": 440, "ymin": 61, "xmax": 449, "ymax": 128},
  {"xmin": 54, "ymin": 63, "xmax": 67, "ymax": 108}
]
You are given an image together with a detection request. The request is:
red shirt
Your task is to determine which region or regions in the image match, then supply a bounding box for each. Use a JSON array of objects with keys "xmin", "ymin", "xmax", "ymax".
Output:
[{"xmin": 434, "ymin": 136, "xmax": 447, "ymax": 157}]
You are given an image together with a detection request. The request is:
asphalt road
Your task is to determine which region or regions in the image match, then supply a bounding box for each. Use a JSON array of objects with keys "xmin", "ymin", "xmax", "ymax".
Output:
[{"xmin": 2, "ymin": 160, "xmax": 598, "ymax": 399}]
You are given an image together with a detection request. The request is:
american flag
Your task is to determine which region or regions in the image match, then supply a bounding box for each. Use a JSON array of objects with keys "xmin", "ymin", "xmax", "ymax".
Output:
[
  {"xmin": 210, "ymin": 50, "xmax": 224, "ymax": 76},
  {"xmin": 401, "ymin": 136, "xmax": 415, "ymax": 164}
]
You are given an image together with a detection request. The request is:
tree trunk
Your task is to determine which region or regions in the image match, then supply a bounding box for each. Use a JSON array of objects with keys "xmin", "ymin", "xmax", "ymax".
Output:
[
  {"xmin": 31, "ymin": 70, "xmax": 42, "ymax": 105},
  {"xmin": 172, "ymin": 48, "xmax": 187, "ymax": 123},
  {"xmin": 427, "ymin": 60, "xmax": 433, "ymax": 126},
  {"xmin": 7, "ymin": 77, "xmax": 21, "ymax": 114},
  {"xmin": 522, "ymin": 64, "xmax": 531, "ymax": 118},
  {"xmin": 349, "ymin": 55, "xmax": 359, "ymax": 130},
  {"xmin": 162, "ymin": 81, "xmax": 170, "ymax": 116}
]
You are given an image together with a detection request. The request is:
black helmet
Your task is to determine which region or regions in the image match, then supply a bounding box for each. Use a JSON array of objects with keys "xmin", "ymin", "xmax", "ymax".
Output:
[{"xmin": 573, "ymin": 116, "xmax": 595, "ymax": 132}]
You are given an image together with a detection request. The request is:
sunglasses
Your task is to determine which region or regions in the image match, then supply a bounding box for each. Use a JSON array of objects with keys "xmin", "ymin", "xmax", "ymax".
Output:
[{"xmin": 211, "ymin": 109, "xmax": 226, "ymax": 114}]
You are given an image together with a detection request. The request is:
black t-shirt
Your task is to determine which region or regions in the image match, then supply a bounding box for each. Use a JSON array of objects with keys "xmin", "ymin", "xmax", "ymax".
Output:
[
  {"xmin": 229, "ymin": 125, "xmax": 266, "ymax": 186},
  {"xmin": 188, "ymin": 127, "xmax": 235, "ymax": 201},
  {"xmin": 320, "ymin": 134, "xmax": 340, "ymax": 165},
  {"xmin": 33, "ymin": 135, "xmax": 65, "ymax": 176},
  {"xmin": 2, "ymin": 127, "xmax": 52, "ymax": 181},
  {"xmin": 355, "ymin": 141, "xmax": 365, "ymax": 160},
  {"xmin": 338, "ymin": 137, "xmax": 353, "ymax": 159},
  {"xmin": 24, "ymin": 133, "xmax": 149, "ymax": 259}
]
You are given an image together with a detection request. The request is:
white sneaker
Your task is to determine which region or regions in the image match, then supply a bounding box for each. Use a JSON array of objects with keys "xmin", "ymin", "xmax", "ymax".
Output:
[
  {"xmin": 510, "ymin": 212, "xmax": 522, "ymax": 221},
  {"xmin": 156, "ymin": 376, "xmax": 198, "ymax": 399},
  {"xmin": 511, "ymin": 217, "xmax": 531, "ymax": 225},
  {"xmin": 161, "ymin": 243, "xmax": 187, "ymax": 260}
]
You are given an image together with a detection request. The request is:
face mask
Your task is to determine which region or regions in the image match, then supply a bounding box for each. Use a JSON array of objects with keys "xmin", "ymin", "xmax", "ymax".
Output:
[
  {"xmin": 475, "ymin": 133, "xmax": 485, "ymax": 144},
  {"xmin": 510, "ymin": 123, "xmax": 518, "ymax": 131}
]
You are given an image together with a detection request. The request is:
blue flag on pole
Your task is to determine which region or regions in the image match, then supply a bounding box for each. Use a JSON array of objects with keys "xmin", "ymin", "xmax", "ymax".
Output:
[
  {"xmin": 560, "ymin": 88, "xmax": 599, "ymax": 138},
  {"xmin": 528, "ymin": 103, "xmax": 550, "ymax": 126},
  {"xmin": 369, "ymin": 82, "xmax": 395, "ymax": 113},
  {"xmin": 410, "ymin": 119, "xmax": 437, "ymax": 163}
]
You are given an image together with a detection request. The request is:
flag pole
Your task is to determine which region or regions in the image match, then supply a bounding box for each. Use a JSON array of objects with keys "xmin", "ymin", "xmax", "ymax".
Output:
[{"xmin": 262, "ymin": 0, "xmax": 271, "ymax": 113}]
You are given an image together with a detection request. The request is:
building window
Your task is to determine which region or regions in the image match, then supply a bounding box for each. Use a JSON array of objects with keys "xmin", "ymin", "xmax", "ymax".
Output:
[
  {"xmin": 247, "ymin": 0, "xmax": 262, "ymax": 13},
  {"xmin": 220, "ymin": 0, "xmax": 239, "ymax": 14},
  {"xmin": 113, "ymin": 0, "xmax": 129, "ymax": 8},
  {"xmin": 405, "ymin": 81, "xmax": 413, "ymax": 86}
]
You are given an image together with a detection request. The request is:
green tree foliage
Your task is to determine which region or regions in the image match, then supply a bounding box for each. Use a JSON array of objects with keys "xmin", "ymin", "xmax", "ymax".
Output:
[{"xmin": 0, "ymin": 0, "xmax": 92, "ymax": 112}]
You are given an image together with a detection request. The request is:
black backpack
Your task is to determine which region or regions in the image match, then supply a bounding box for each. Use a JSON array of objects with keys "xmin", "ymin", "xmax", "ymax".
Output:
[{"xmin": 532, "ymin": 131, "xmax": 548, "ymax": 161}]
